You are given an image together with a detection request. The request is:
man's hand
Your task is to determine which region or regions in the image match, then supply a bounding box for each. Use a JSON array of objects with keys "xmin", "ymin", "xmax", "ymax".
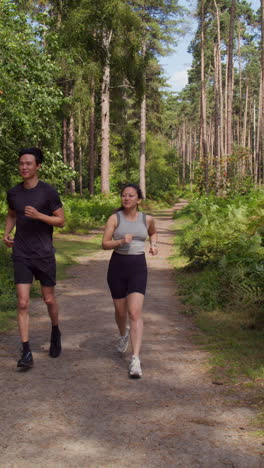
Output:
[
  {"xmin": 24, "ymin": 206, "xmax": 39, "ymax": 219},
  {"xmin": 3, "ymin": 235, "xmax": 14, "ymax": 247}
]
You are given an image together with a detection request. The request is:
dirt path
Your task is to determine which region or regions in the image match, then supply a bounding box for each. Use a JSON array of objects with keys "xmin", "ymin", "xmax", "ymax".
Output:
[{"xmin": 1, "ymin": 203, "xmax": 264, "ymax": 468}]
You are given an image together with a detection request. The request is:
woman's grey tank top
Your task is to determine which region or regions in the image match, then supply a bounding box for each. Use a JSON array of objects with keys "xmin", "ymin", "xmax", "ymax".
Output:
[{"xmin": 113, "ymin": 211, "xmax": 148, "ymax": 255}]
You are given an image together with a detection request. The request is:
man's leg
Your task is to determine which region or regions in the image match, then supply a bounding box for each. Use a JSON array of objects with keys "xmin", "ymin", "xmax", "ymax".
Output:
[
  {"xmin": 41, "ymin": 285, "xmax": 59, "ymax": 325},
  {"xmin": 16, "ymin": 283, "xmax": 34, "ymax": 368},
  {"xmin": 16, "ymin": 283, "xmax": 31, "ymax": 342},
  {"xmin": 41, "ymin": 286, "xmax": 61, "ymax": 358}
]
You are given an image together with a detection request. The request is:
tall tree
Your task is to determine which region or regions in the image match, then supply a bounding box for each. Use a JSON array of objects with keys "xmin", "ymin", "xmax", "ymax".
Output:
[{"xmin": 226, "ymin": 0, "xmax": 236, "ymax": 155}]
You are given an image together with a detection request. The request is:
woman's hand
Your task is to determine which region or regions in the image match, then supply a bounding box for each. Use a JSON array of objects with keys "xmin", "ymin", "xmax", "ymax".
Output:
[
  {"xmin": 149, "ymin": 243, "xmax": 158, "ymax": 255},
  {"xmin": 121, "ymin": 234, "xmax": 133, "ymax": 245}
]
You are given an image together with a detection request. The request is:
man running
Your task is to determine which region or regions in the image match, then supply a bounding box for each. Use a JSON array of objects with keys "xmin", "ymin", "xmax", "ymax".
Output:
[{"xmin": 3, "ymin": 147, "xmax": 65, "ymax": 370}]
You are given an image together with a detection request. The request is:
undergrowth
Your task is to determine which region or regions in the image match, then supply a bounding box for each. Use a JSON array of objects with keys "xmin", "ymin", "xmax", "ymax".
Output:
[{"xmin": 171, "ymin": 193, "xmax": 264, "ymax": 431}]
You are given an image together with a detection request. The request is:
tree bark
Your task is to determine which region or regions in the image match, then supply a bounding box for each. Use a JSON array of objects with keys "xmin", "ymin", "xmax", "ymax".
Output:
[
  {"xmin": 140, "ymin": 39, "xmax": 147, "ymax": 199},
  {"xmin": 68, "ymin": 113, "xmax": 76, "ymax": 194},
  {"xmin": 226, "ymin": 0, "xmax": 236, "ymax": 155},
  {"xmin": 101, "ymin": 29, "xmax": 112, "ymax": 194},
  {"xmin": 89, "ymin": 78, "xmax": 95, "ymax": 195},
  {"xmin": 63, "ymin": 118, "xmax": 67, "ymax": 164},
  {"xmin": 200, "ymin": 0, "xmax": 209, "ymax": 193},
  {"xmin": 242, "ymin": 82, "xmax": 249, "ymax": 148},
  {"xmin": 261, "ymin": 0, "xmax": 264, "ymax": 183}
]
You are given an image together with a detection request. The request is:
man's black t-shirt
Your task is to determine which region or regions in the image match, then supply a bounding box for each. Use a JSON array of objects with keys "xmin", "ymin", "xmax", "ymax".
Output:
[{"xmin": 7, "ymin": 181, "xmax": 62, "ymax": 259}]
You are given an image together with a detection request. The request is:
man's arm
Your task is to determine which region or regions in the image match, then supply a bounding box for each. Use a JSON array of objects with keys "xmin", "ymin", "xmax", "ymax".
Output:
[
  {"xmin": 3, "ymin": 208, "xmax": 16, "ymax": 247},
  {"xmin": 24, "ymin": 206, "xmax": 65, "ymax": 228}
]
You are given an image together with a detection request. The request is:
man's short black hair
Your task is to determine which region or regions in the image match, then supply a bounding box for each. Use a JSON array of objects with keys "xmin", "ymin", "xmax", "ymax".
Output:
[{"xmin": 18, "ymin": 147, "xmax": 44, "ymax": 165}]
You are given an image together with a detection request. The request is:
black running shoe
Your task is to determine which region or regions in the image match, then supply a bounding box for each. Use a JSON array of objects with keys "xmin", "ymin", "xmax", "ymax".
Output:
[
  {"xmin": 49, "ymin": 330, "xmax": 61, "ymax": 358},
  {"xmin": 17, "ymin": 350, "xmax": 34, "ymax": 369}
]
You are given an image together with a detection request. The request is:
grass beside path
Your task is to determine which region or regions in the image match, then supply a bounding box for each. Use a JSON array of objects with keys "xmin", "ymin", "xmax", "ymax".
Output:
[
  {"xmin": 0, "ymin": 233, "xmax": 101, "ymax": 332},
  {"xmin": 170, "ymin": 211, "xmax": 264, "ymax": 434},
  {"xmin": 54, "ymin": 233, "xmax": 101, "ymax": 280}
]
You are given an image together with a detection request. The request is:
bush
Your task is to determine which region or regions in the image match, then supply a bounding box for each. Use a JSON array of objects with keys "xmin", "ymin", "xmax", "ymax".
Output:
[
  {"xmin": 176, "ymin": 192, "xmax": 264, "ymax": 321},
  {"xmin": 0, "ymin": 244, "xmax": 17, "ymax": 329},
  {"xmin": 61, "ymin": 193, "xmax": 120, "ymax": 233}
]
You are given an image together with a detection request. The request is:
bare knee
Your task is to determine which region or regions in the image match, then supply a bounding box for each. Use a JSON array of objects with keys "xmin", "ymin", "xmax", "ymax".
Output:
[
  {"xmin": 18, "ymin": 298, "xmax": 29, "ymax": 312},
  {"xmin": 128, "ymin": 309, "xmax": 141, "ymax": 322},
  {"xmin": 43, "ymin": 295, "xmax": 56, "ymax": 307}
]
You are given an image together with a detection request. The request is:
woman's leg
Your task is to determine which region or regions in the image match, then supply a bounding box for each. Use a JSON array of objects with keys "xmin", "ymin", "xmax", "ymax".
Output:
[
  {"xmin": 127, "ymin": 292, "xmax": 144, "ymax": 357},
  {"xmin": 113, "ymin": 297, "xmax": 128, "ymax": 336}
]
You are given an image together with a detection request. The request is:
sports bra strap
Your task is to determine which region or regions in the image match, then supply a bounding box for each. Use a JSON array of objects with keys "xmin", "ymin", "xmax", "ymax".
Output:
[
  {"xmin": 142, "ymin": 212, "xmax": 147, "ymax": 227},
  {"xmin": 115, "ymin": 211, "xmax": 120, "ymax": 227}
]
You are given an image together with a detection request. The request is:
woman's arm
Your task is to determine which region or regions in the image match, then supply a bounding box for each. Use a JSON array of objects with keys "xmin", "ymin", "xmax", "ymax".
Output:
[
  {"xmin": 102, "ymin": 214, "xmax": 132, "ymax": 250},
  {"xmin": 147, "ymin": 215, "xmax": 158, "ymax": 256}
]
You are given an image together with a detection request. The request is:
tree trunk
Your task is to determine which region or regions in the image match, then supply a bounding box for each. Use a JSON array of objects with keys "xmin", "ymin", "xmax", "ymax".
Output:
[
  {"xmin": 101, "ymin": 29, "xmax": 112, "ymax": 194},
  {"xmin": 237, "ymin": 20, "xmax": 242, "ymax": 144},
  {"xmin": 89, "ymin": 78, "xmax": 95, "ymax": 195},
  {"xmin": 214, "ymin": 0, "xmax": 224, "ymax": 166},
  {"xmin": 140, "ymin": 39, "xmax": 147, "ymax": 199},
  {"xmin": 200, "ymin": 0, "xmax": 209, "ymax": 192},
  {"xmin": 242, "ymin": 82, "xmax": 249, "ymax": 147},
  {"xmin": 182, "ymin": 120, "xmax": 186, "ymax": 183},
  {"xmin": 63, "ymin": 118, "xmax": 67, "ymax": 164},
  {"xmin": 226, "ymin": 0, "xmax": 236, "ymax": 155},
  {"xmin": 78, "ymin": 111, "xmax": 83, "ymax": 196},
  {"xmin": 256, "ymin": 75, "xmax": 262, "ymax": 183},
  {"xmin": 261, "ymin": 0, "xmax": 264, "ymax": 184},
  {"xmin": 68, "ymin": 113, "xmax": 75, "ymax": 194}
]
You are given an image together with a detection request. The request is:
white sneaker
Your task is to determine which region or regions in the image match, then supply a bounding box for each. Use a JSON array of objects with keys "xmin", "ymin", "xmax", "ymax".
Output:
[
  {"xmin": 129, "ymin": 355, "xmax": 142, "ymax": 378},
  {"xmin": 117, "ymin": 327, "xmax": 130, "ymax": 353}
]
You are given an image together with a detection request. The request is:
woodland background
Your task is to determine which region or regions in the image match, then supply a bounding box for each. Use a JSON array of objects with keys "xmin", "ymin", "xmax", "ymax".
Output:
[{"xmin": 1, "ymin": 0, "xmax": 264, "ymax": 406}]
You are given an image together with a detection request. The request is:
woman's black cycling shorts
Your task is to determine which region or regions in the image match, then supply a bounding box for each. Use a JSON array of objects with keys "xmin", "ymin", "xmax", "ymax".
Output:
[{"xmin": 107, "ymin": 252, "xmax": 147, "ymax": 299}]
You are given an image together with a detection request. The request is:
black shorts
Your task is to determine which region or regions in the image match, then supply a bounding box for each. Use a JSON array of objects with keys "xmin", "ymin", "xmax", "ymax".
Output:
[
  {"xmin": 13, "ymin": 256, "xmax": 56, "ymax": 287},
  {"xmin": 107, "ymin": 252, "xmax": 147, "ymax": 299}
]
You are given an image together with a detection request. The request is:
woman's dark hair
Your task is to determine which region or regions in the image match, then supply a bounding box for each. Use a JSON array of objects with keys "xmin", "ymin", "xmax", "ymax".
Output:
[
  {"xmin": 18, "ymin": 147, "xmax": 44, "ymax": 165},
  {"xmin": 116, "ymin": 183, "xmax": 143, "ymax": 211}
]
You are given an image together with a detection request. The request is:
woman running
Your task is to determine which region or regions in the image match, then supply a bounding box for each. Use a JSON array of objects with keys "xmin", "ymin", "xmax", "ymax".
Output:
[{"xmin": 102, "ymin": 183, "xmax": 158, "ymax": 378}]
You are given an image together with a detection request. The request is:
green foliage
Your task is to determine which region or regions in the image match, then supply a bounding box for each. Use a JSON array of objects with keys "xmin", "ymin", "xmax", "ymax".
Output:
[
  {"xmin": 146, "ymin": 132, "xmax": 179, "ymax": 201},
  {"xmin": 180, "ymin": 196, "xmax": 257, "ymax": 264},
  {"xmin": 0, "ymin": 1, "xmax": 64, "ymax": 189},
  {"xmin": 0, "ymin": 244, "xmax": 17, "ymax": 330},
  {"xmin": 0, "ymin": 196, "xmax": 7, "ymax": 227},
  {"xmin": 39, "ymin": 155, "xmax": 77, "ymax": 195},
  {"xmin": 61, "ymin": 193, "xmax": 120, "ymax": 233},
  {"xmin": 176, "ymin": 192, "xmax": 264, "ymax": 324},
  {"xmin": 171, "ymin": 201, "xmax": 264, "ymax": 416}
]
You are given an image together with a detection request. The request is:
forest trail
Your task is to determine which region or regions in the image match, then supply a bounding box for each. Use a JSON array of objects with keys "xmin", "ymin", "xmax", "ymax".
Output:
[{"xmin": 0, "ymin": 202, "xmax": 263, "ymax": 468}]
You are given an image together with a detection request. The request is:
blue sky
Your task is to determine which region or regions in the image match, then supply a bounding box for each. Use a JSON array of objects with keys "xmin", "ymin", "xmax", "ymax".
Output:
[{"xmin": 160, "ymin": 0, "xmax": 260, "ymax": 93}]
